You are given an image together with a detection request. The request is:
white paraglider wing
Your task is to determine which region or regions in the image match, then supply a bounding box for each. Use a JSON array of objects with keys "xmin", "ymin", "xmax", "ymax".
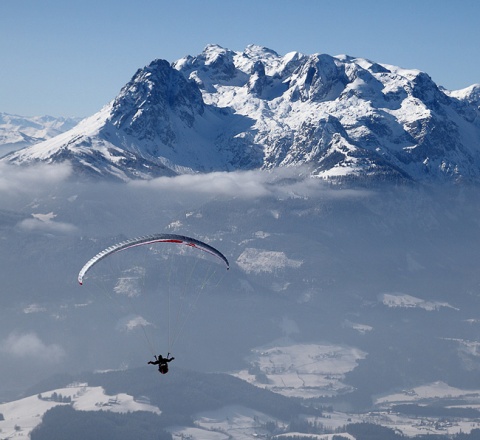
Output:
[{"xmin": 78, "ymin": 233, "xmax": 229, "ymax": 285}]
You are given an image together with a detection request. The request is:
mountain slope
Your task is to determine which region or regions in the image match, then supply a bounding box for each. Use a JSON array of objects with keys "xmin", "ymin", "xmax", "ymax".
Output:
[{"xmin": 2, "ymin": 44, "xmax": 480, "ymax": 182}]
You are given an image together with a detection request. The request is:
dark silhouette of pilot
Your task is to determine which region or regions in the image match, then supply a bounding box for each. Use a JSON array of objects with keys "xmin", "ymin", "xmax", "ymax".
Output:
[{"xmin": 148, "ymin": 354, "xmax": 175, "ymax": 374}]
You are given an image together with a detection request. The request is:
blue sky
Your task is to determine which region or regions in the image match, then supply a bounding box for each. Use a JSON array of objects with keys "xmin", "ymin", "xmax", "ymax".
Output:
[{"xmin": 1, "ymin": 0, "xmax": 479, "ymax": 117}]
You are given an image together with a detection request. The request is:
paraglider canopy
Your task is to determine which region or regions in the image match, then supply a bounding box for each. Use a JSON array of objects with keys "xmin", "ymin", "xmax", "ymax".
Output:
[{"xmin": 78, "ymin": 233, "xmax": 229, "ymax": 285}]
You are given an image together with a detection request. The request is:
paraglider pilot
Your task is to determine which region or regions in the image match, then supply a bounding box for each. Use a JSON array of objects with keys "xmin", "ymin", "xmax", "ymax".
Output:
[{"xmin": 148, "ymin": 353, "xmax": 175, "ymax": 374}]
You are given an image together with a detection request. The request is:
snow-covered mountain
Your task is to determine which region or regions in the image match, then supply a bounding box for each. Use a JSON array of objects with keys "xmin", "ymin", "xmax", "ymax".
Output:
[
  {"xmin": 3, "ymin": 44, "xmax": 480, "ymax": 183},
  {"xmin": 0, "ymin": 113, "xmax": 80, "ymax": 155}
]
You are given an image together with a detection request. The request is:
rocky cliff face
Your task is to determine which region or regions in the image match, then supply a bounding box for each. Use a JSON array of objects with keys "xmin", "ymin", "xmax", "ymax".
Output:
[{"xmin": 3, "ymin": 44, "xmax": 480, "ymax": 183}]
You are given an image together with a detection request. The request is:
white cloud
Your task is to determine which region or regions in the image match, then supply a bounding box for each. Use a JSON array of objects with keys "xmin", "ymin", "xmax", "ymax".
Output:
[
  {"xmin": 1, "ymin": 332, "xmax": 65, "ymax": 363},
  {"xmin": 18, "ymin": 216, "xmax": 78, "ymax": 234},
  {"xmin": 0, "ymin": 162, "xmax": 71, "ymax": 194},
  {"xmin": 131, "ymin": 169, "xmax": 271, "ymax": 198},
  {"xmin": 116, "ymin": 315, "xmax": 153, "ymax": 332},
  {"xmin": 130, "ymin": 167, "xmax": 372, "ymax": 201}
]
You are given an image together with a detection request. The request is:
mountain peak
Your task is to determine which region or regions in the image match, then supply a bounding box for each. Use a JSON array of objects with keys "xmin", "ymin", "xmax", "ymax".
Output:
[
  {"xmin": 110, "ymin": 57, "xmax": 204, "ymax": 134},
  {"xmin": 3, "ymin": 44, "xmax": 480, "ymax": 184},
  {"xmin": 244, "ymin": 44, "xmax": 280, "ymax": 59},
  {"xmin": 202, "ymin": 43, "xmax": 231, "ymax": 58}
]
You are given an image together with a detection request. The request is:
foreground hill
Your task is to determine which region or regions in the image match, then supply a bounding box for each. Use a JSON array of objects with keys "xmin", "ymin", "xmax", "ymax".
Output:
[{"xmin": 5, "ymin": 367, "xmax": 480, "ymax": 439}]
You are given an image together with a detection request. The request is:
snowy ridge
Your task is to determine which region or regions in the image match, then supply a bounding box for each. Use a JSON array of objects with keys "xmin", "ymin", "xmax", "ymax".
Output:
[
  {"xmin": 3, "ymin": 44, "xmax": 480, "ymax": 183},
  {"xmin": 0, "ymin": 384, "xmax": 160, "ymax": 439}
]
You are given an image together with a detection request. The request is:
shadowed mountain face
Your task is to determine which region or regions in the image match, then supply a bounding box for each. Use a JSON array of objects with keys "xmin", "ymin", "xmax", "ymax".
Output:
[{"xmin": 2, "ymin": 44, "xmax": 480, "ymax": 183}]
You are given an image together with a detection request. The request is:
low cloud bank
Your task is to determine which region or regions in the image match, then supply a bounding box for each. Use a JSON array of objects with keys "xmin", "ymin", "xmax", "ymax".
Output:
[
  {"xmin": 0, "ymin": 162, "xmax": 71, "ymax": 193},
  {"xmin": 131, "ymin": 167, "xmax": 365, "ymax": 200},
  {"xmin": 1, "ymin": 332, "xmax": 65, "ymax": 363}
]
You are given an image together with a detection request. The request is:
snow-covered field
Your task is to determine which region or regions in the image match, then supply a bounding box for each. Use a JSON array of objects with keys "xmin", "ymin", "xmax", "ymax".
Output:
[
  {"xmin": 233, "ymin": 340, "xmax": 366, "ymax": 398},
  {"xmin": 236, "ymin": 248, "xmax": 303, "ymax": 274},
  {"xmin": 376, "ymin": 381, "xmax": 480, "ymax": 406},
  {"xmin": 170, "ymin": 405, "xmax": 282, "ymax": 440}
]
